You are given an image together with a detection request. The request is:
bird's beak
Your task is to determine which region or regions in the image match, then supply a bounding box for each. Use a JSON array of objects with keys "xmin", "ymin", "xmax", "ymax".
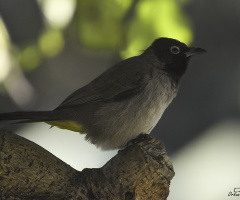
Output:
[{"xmin": 185, "ymin": 47, "xmax": 206, "ymax": 57}]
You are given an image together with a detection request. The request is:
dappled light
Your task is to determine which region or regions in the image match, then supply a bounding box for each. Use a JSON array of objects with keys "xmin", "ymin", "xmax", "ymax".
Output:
[
  {"xmin": 38, "ymin": 29, "xmax": 64, "ymax": 57},
  {"xmin": 0, "ymin": 18, "xmax": 11, "ymax": 83},
  {"xmin": 19, "ymin": 45, "xmax": 40, "ymax": 70},
  {"xmin": 120, "ymin": 0, "xmax": 193, "ymax": 58},
  {"xmin": 39, "ymin": 0, "xmax": 76, "ymax": 29},
  {"xmin": 75, "ymin": 0, "xmax": 131, "ymax": 51}
]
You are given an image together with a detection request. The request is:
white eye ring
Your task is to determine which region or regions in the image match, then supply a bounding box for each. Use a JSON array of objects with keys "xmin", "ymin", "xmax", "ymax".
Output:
[{"xmin": 170, "ymin": 46, "xmax": 180, "ymax": 54}]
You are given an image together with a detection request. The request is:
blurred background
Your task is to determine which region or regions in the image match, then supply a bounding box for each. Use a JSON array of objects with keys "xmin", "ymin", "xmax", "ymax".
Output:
[{"xmin": 0, "ymin": 0, "xmax": 240, "ymax": 199}]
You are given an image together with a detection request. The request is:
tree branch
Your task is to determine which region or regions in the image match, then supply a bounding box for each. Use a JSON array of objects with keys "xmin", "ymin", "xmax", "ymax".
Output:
[{"xmin": 0, "ymin": 129, "xmax": 174, "ymax": 200}]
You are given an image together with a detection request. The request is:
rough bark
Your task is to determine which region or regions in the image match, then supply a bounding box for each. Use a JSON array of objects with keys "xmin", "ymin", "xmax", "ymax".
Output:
[{"xmin": 0, "ymin": 129, "xmax": 174, "ymax": 200}]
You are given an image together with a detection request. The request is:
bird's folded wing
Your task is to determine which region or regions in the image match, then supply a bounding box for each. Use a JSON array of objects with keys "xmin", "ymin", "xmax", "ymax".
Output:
[{"xmin": 57, "ymin": 59, "xmax": 152, "ymax": 108}]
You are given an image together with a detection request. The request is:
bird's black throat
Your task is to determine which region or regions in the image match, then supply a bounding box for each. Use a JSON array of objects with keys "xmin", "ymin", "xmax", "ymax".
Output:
[{"xmin": 163, "ymin": 59, "xmax": 189, "ymax": 84}]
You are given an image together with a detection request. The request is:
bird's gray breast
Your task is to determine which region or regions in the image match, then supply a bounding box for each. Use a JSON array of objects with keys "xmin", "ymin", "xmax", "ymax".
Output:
[{"xmin": 87, "ymin": 72, "xmax": 178, "ymax": 150}]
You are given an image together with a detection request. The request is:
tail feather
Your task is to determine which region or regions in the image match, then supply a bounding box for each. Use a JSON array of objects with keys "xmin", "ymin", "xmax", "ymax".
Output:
[{"xmin": 0, "ymin": 111, "xmax": 60, "ymax": 123}]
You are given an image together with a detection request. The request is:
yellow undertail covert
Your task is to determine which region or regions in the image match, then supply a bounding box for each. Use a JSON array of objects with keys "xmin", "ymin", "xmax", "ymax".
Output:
[{"xmin": 46, "ymin": 120, "xmax": 85, "ymax": 133}]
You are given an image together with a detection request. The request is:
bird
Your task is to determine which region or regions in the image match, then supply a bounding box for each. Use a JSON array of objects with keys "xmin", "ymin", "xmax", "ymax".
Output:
[{"xmin": 0, "ymin": 38, "xmax": 206, "ymax": 150}]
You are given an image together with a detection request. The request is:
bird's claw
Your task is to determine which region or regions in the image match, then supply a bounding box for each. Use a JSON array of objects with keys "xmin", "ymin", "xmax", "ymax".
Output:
[{"xmin": 126, "ymin": 133, "xmax": 152, "ymax": 147}]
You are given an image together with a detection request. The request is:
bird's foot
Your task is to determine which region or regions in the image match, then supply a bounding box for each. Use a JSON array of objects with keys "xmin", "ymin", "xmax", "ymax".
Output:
[{"xmin": 126, "ymin": 133, "xmax": 152, "ymax": 147}]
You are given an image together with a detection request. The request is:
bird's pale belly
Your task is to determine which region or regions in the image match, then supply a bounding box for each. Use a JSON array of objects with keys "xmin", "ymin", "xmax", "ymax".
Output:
[{"xmin": 87, "ymin": 79, "xmax": 176, "ymax": 150}]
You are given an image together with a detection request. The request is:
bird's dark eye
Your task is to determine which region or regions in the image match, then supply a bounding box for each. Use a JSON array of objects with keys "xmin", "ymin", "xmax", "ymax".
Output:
[{"xmin": 170, "ymin": 46, "xmax": 180, "ymax": 54}]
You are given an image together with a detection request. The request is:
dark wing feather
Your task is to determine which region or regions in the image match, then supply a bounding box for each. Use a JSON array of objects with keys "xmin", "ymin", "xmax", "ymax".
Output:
[{"xmin": 57, "ymin": 56, "xmax": 152, "ymax": 108}]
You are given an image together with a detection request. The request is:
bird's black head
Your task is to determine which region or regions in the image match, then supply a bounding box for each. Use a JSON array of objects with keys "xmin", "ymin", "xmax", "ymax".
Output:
[{"xmin": 150, "ymin": 37, "xmax": 206, "ymax": 78}]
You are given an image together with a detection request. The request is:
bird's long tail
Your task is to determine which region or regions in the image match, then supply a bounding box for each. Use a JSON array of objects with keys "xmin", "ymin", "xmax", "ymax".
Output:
[
  {"xmin": 0, "ymin": 111, "xmax": 60, "ymax": 123},
  {"xmin": 0, "ymin": 110, "xmax": 84, "ymax": 132}
]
